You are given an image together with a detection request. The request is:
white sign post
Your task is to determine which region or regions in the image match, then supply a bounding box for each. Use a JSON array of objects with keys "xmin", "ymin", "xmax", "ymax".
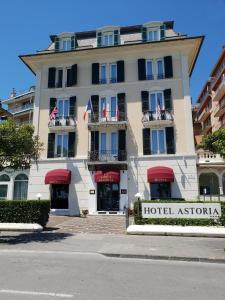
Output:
[{"xmin": 142, "ymin": 203, "xmax": 221, "ymax": 219}]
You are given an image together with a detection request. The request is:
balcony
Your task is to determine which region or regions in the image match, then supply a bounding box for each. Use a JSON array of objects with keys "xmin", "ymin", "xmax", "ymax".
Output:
[
  {"xmin": 212, "ymin": 75, "xmax": 225, "ymax": 103},
  {"xmin": 211, "ymin": 61, "xmax": 225, "ymax": 91},
  {"xmin": 48, "ymin": 116, "xmax": 76, "ymax": 132},
  {"xmin": 142, "ymin": 110, "xmax": 173, "ymax": 128},
  {"xmin": 88, "ymin": 111, "xmax": 127, "ymax": 130},
  {"xmin": 198, "ymin": 105, "xmax": 212, "ymax": 122},
  {"xmin": 202, "ymin": 122, "xmax": 212, "ymax": 135},
  {"xmin": 88, "ymin": 150, "xmax": 127, "ymax": 170},
  {"xmin": 214, "ymin": 96, "xmax": 225, "ymax": 118},
  {"xmin": 197, "ymin": 150, "xmax": 224, "ymax": 165},
  {"xmin": 9, "ymin": 103, "xmax": 33, "ymax": 115}
]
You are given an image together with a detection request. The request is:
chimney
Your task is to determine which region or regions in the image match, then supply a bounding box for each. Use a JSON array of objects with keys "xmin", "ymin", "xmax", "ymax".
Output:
[{"xmin": 10, "ymin": 88, "xmax": 16, "ymax": 98}]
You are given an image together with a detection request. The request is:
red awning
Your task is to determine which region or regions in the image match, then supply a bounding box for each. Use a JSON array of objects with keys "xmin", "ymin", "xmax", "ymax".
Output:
[
  {"xmin": 95, "ymin": 171, "xmax": 120, "ymax": 183},
  {"xmin": 147, "ymin": 166, "xmax": 174, "ymax": 183},
  {"xmin": 45, "ymin": 169, "xmax": 71, "ymax": 184}
]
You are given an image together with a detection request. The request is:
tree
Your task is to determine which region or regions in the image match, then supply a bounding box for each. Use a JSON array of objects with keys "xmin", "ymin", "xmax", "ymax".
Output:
[
  {"xmin": 0, "ymin": 119, "xmax": 43, "ymax": 171},
  {"xmin": 200, "ymin": 128, "xmax": 225, "ymax": 159}
]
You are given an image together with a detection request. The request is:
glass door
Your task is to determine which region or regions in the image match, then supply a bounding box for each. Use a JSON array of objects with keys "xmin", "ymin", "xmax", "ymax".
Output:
[
  {"xmin": 51, "ymin": 184, "xmax": 69, "ymax": 209},
  {"xmin": 150, "ymin": 183, "xmax": 171, "ymax": 200},
  {"xmin": 97, "ymin": 183, "xmax": 120, "ymax": 211}
]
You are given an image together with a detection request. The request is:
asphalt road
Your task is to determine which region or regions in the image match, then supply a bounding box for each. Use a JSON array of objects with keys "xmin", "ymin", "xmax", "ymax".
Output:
[{"xmin": 0, "ymin": 250, "xmax": 224, "ymax": 300}]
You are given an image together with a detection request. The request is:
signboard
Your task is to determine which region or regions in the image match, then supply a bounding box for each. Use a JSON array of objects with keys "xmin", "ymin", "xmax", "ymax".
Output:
[
  {"xmin": 89, "ymin": 189, "xmax": 95, "ymax": 195},
  {"xmin": 121, "ymin": 189, "xmax": 127, "ymax": 194},
  {"xmin": 142, "ymin": 203, "xmax": 221, "ymax": 219}
]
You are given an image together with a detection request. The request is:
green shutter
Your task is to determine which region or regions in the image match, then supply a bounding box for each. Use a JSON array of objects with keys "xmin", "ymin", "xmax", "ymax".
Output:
[
  {"xmin": 55, "ymin": 37, "xmax": 60, "ymax": 51},
  {"xmin": 166, "ymin": 127, "xmax": 175, "ymax": 154},
  {"xmin": 71, "ymin": 35, "xmax": 76, "ymax": 50},
  {"xmin": 47, "ymin": 133, "xmax": 55, "ymax": 158},
  {"xmin": 143, "ymin": 128, "xmax": 151, "ymax": 155},
  {"xmin": 68, "ymin": 132, "xmax": 76, "ymax": 157},
  {"xmin": 142, "ymin": 27, "xmax": 147, "ymax": 42},
  {"xmin": 164, "ymin": 89, "xmax": 172, "ymax": 111},
  {"xmin": 160, "ymin": 24, "xmax": 165, "ymax": 40},
  {"xmin": 114, "ymin": 30, "xmax": 119, "ymax": 45},
  {"xmin": 97, "ymin": 32, "xmax": 102, "ymax": 47}
]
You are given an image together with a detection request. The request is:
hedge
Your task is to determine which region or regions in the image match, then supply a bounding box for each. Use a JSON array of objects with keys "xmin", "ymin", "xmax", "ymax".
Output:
[
  {"xmin": 0, "ymin": 200, "xmax": 50, "ymax": 227},
  {"xmin": 134, "ymin": 200, "xmax": 225, "ymax": 226}
]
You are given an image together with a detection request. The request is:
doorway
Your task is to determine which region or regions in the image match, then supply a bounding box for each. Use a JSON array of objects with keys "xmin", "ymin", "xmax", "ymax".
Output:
[
  {"xmin": 97, "ymin": 183, "xmax": 120, "ymax": 211},
  {"xmin": 150, "ymin": 182, "xmax": 171, "ymax": 199},
  {"xmin": 51, "ymin": 184, "xmax": 69, "ymax": 209}
]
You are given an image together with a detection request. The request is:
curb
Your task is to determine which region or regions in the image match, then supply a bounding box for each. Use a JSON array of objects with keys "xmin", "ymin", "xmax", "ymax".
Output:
[{"xmin": 101, "ymin": 253, "xmax": 225, "ymax": 264}]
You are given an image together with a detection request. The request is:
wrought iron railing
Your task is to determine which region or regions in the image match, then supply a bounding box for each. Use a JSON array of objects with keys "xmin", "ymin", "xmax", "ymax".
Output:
[
  {"xmin": 9, "ymin": 103, "xmax": 33, "ymax": 114},
  {"xmin": 88, "ymin": 150, "xmax": 127, "ymax": 162},
  {"xmin": 88, "ymin": 111, "xmax": 127, "ymax": 123},
  {"xmin": 142, "ymin": 110, "xmax": 173, "ymax": 122},
  {"xmin": 48, "ymin": 116, "xmax": 76, "ymax": 127}
]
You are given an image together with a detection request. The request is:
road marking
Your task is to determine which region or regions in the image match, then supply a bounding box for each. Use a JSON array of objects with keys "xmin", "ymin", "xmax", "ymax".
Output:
[{"xmin": 0, "ymin": 289, "xmax": 74, "ymax": 298}]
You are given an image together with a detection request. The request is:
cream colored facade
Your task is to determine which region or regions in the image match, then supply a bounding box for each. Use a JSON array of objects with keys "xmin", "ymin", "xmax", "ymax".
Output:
[{"xmin": 18, "ymin": 21, "xmax": 203, "ymax": 215}]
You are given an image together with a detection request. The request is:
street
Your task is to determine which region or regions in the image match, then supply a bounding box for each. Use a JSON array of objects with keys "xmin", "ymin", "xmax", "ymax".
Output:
[{"xmin": 0, "ymin": 249, "xmax": 224, "ymax": 300}]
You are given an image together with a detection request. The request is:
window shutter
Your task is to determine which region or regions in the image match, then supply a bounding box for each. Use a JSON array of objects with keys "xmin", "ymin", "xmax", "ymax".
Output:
[
  {"xmin": 71, "ymin": 64, "xmax": 77, "ymax": 86},
  {"xmin": 143, "ymin": 128, "xmax": 151, "ymax": 155},
  {"xmin": 164, "ymin": 56, "xmax": 173, "ymax": 78},
  {"xmin": 68, "ymin": 132, "xmax": 76, "ymax": 157},
  {"xmin": 56, "ymin": 69, "xmax": 63, "ymax": 88},
  {"xmin": 142, "ymin": 27, "xmax": 147, "ymax": 42},
  {"xmin": 141, "ymin": 91, "xmax": 149, "ymax": 112},
  {"xmin": 91, "ymin": 131, "xmax": 99, "ymax": 160},
  {"xmin": 164, "ymin": 89, "xmax": 172, "ymax": 111},
  {"xmin": 138, "ymin": 59, "xmax": 146, "ymax": 80},
  {"xmin": 160, "ymin": 24, "xmax": 165, "ymax": 39},
  {"xmin": 69, "ymin": 96, "xmax": 76, "ymax": 118},
  {"xmin": 97, "ymin": 32, "xmax": 102, "ymax": 47},
  {"xmin": 166, "ymin": 127, "xmax": 175, "ymax": 154},
  {"xmin": 92, "ymin": 63, "xmax": 100, "ymax": 84},
  {"xmin": 114, "ymin": 30, "xmax": 119, "ymax": 45},
  {"xmin": 117, "ymin": 93, "xmax": 126, "ymax": 121},
  {"xmin": 117, "ymin": 60, "xmax": 125, "ymax": 82},
  {"xmin": 48, "ymin": 68, "xmax": 56, "ymax": 88},
  {"xmin": 118, "ymin": 130, "xmax": 126, "ymax": 161},
  {"xmin": 91, "ymin": 95, "xmax": 99, "ymax": 122},
  {"xmin": 47, "ymin": 133, "xmax": 55, "ymax": 158},
  {"xmin": 55, "ymin": 37, "xmax": 60, "ymax": 51},
  {"xmin": 49, "ymin": 98, "xmax": 57, "ymax": 114},
  {"xmin": 71, "ymin": 35, "xmax": 76, "ymax": 50}
]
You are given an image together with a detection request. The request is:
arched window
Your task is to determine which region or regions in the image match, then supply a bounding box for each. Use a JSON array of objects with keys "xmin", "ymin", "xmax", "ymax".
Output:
[
  {"xmin": 199, "ymin": 173, "xmax": 219, "ymax": 195},
  {"xmin": 0, "ymin": 174, "xmax": 10, "ymax": 200},
  {"xmin": 0, "ymin": 174, "xmax": 10, "ymax": 181},
  {"xmin": 13, "ymin": 174, "xmax": 29, "ymax": 200}
]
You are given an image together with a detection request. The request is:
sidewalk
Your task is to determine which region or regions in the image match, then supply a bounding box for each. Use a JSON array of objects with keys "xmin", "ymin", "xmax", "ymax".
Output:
[{"xmin": 0, "ymin": 231, "xmax": 225, "ymax": 263}]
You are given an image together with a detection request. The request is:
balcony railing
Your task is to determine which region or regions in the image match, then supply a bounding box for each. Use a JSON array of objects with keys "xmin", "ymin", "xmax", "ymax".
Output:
[
  {"xmin": 48, "ymin": 116, "xmax": 76, "ymax": 128},
  {"xmin": 211, "ymin": 61, "xmax": 225, "ymax": 88},
  {"xmin": 88, "ymin": 150, "xmax": 127, "ymax": 162},
  {"xmin": 9, "ymin": 103, "xmax": 33, "ymax": 114},
  {"xmin": 197, "ymin": 150, "xmax": 224, "ymax": 164},
  {"xmin": 88, "ymin": 111, "xmax": 127, "ymax": 123},
  {"xmin": 142, "ymin": 110, "xmax": 173, "ymax": 123}
]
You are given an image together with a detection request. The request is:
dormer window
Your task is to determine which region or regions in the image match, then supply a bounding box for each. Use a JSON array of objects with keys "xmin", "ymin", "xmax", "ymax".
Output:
[
  {"xmin": 55, "ymin": 34, "xmax": 76, "ymax": 52},
  {"xmin": 147, "ymin": 29, "xmax": 160, "ymax": 41},
  {"xmin": 97, "ymin": 28, "xmax": 120, "ymax": 47},
  {"xmin": 142, "ymin": 23, "xmax": 165, "ymax": 42}
]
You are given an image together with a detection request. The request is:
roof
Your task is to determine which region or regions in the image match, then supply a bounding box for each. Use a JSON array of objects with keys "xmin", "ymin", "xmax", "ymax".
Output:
[
  {"xmin": 2, "ymin": 89, "xmax": 35, "ymax": 104},
  {"xmin": 49, "ymin": 21, "xmax": 174, "ymax": 42},
  {"xmin": 210, "ymin": 46, "xmax": 225, "ymax": 77},
  {"xmin": 0, "ymin": 106, "xmax": 12, "ymax": 117}
]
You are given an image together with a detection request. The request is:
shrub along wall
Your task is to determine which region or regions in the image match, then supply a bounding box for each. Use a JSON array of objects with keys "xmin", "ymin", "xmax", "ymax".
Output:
[
  {"xmin": 134, "ymin": 200, "xmax": 225, "ymax": 226},
  {"xmin": 0, "ymin": 200, "xmax": 50, "ymax": 227}
]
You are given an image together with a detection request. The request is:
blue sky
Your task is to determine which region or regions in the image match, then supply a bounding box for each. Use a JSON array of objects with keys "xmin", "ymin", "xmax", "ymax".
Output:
[{"xmin": 0, "ymin": 0, "xmax": 224, "ymax": 103}]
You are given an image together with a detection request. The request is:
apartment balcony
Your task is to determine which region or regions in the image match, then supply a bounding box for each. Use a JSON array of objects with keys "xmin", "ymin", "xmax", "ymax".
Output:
[
  {"xmin": 212, "ymin": 75, "xmax": 225, "ymax": 103},
  {"xmin": 198, "ymin": 106, "xmax": 212, "ymax": 122},
  {"xmin": 88, "ymin": 111, "xmax": 127, "ymax": 130},
  {"xmin": 48, "ymin": 116, "xmax": 76, "ymax": 132},
  {"xmin": 214, "ymin": 96, "xmax": 225, "ymax": 118},
  {"xmin": 8, "ymin": 103, "xmax": 33, "ymax": 115},
  {"xmin": 211, "ymin": 61, "xmax": 225, "ymax": 91},
  {"xmin": 197, "ymin": 150, "xmax": 224, "ymax": 166},
  {"xmin": 202, "ymin": 122, "xmax": 212, "ymax": 135},
  {"xmin": 142, "ymin": 110, "xmax": 173, "ymax": 128}
]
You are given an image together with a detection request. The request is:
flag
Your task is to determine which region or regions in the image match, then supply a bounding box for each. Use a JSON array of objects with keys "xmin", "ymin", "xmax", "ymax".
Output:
[
  {"xmin": 83, "ymin": 99, "xmax": 93, "ymax": 120},
  {"xmin": 102, "ymin": 101, "xmax": 107, "ymax": 118},
  {"xmin": 157, "ymin": 97, "xmax": 161, "ymax": 119},
  {"xmin": 49, "ymin": 107, "xmax": 58, "ymax": 121},
  {"xmin": 116, "ymin": 104, "xmax": 120, "ymax": 120}
]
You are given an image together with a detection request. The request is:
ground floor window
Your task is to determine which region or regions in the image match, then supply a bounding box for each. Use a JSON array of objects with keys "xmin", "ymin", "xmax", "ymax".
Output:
[
  {"xmin": 150, "ymin": 182, "xmax": 171, "ymax": 199},
  {"xmin": 13, "ymin": 174, "xmax": 28, "ymax": 200},
  {"xmin": 51, "ymin": 184, "xmax": 69, "ymax": 209},
  {"xmin": 199, "ymin": 173, "xmax": 219, "ymax": 195},
  {"xmin": 0, "ymin": 185, "xmax": 8, "ymax": 200},
  {"xmin": 97, "ymin": 182, "xmax": 119, "ymax": 211}
]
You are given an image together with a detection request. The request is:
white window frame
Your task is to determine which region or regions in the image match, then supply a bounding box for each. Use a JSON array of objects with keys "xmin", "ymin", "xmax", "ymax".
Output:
[
  {"xmin": 156, "ymin": 58, "xmax": 165, "ymax": 80},
  {"xmin": 146, "ymin": 59, "xmax": 154, "ymax": 80},
  {"xmin": 57, "ymin": 99, "xmax": 70, "ymax": 120},
  {"xmin": 110, "ymin": 63, "xmax": 117, "ymax": 83},
  {"xmin": 149, "ymin": 91, "xmax": 165, "ymax": 112},
  {"xmin": 150, "ymin": 128, "xmax": 167, "ymax": 155},
  {"xmin": 102, "ymin": 32, "xmax": 114, "ymax": 46},
  {"xmin": 147, "ymin": 28, "xmax": 160, "ymax": 41},
  {"xmin": 55, "ymin": 68, "xmax": 63, "ymax": 88},
  {"xmin": 99, "ymin": 95, "xmax": 118, "ymax": 122},
  {"xmin": 55, "ymin": 133, "xmax": 69, "ymax": 158},
  {"xmin": 100, "ymin": 63, "xmax": 107, "ymax": 84},
  {"xmin": 99, "ymin": 131, "xmax": 118, "ymax": 160},
  {"xmin": 59, "ymin": 38, "xmax": 71, "ymax": 51}
]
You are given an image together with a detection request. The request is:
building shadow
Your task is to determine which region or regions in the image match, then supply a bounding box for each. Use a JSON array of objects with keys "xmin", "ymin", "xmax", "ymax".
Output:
[{"xmin": 0, "ymin": 232, "xmax": 73, "ymax": 245}]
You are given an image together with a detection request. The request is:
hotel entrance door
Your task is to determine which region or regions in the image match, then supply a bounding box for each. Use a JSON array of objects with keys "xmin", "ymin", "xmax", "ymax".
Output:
[{"xmin": 97, "ymin": 182, "xmax": 120, "ymax": 211}]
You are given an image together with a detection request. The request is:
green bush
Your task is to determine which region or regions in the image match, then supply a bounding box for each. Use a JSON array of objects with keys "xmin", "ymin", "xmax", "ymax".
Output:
[
  {"xmin": 0, "ymin": 200, "xmax": 50, "ymax": 227},
  {"xmin": 134, "ymin": 200, "xmax": 225, "ymax": 226}
]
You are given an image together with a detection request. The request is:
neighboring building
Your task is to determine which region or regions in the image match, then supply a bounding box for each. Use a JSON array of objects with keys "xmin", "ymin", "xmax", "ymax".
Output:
[
  {"xmin": 0, "ymin": 101, "xmax": 12, "ymax": 124},
  {"xmin": 1, "ymin": 86, "xmax": 35, "ymax": 125},
  {"xmin": 195, "ymin": 46, "xmax": 225, "ymax": 199},
  {"xmin": 8, "ymin": 20, "xmax": 204, "ymax": 215}
]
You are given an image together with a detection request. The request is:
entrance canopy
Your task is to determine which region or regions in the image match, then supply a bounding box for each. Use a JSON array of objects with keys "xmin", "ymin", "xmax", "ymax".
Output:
[
  {"xmin": 95, "ymin": 171, "xmax": 120, "ymax": 183},
  {"xmin": 45, "ymin": 169, "xmax": 71, "ymax": 185},
  {"xmin": 147, "ymin": 166, "xmax": 174, "ymax": 183}
]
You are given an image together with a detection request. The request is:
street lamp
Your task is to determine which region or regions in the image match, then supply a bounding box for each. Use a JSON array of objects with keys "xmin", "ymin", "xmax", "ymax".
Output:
[{"xmin": 36, "ymin": 193, "xmax": 42, "ymax": 200}]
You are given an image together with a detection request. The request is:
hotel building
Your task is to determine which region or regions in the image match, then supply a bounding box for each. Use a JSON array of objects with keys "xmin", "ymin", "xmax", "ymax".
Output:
[{"xmin": 1, "ymin": 21, "xmax": 203, "ymax": 214}]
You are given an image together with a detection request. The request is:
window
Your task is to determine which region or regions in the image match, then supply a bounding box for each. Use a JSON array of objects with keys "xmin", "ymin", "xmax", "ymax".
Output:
[
  {"xmin": 57, "ymin": 99, "xmax": 69, "ymax": 119},
  {"xmin": 151, "ymin": 129, "xmax": 166, "ymax": 154},
  {"xmin": 147, "ymin": 29, "xmax": 160, "ymax": 41},
  {"xmin": 55, "ymin": 68, "xmax": 63, "ymax": 88},
  {"xmin": 0, "ymin": 174, "xmax": 10, "ymax": 200},
  {"xmin": 157, "ymin": 59, "xmax": 164, "ymax": 79},
  {"xmin": 110, "ymin": 63, "xmax": 117, "ymax": 83},
  {"xmin": 100, "ymin": 64, "xmax": 107, "ymax": 84},
  {"xmin": 102, "ymin": 32, "xmax": 114, "ymax": 46},
  {"xmin": 56, "ymin": 133, "xmax": 69, "ymax": 157},
  {"xmin": 59, "ymin": 38, "xmax": 71, "ymax": 51},
  {"xmin": 13, "ymin": 174, "xmax": 28, "ymax": 200},
  {"xmin": 146, "ymin": 60, "xmax": 153, "ymax": 80},
  {"xmin": 99, "ymin": 96, "xmax": 118, "ymax": 121},
  {"xmin": 149, "ymin": 92, "xmax": 164, "ymax": 112},
  {"xmin": 99, "ymin": 132, "xmax": 118, "ymax": 159}
]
